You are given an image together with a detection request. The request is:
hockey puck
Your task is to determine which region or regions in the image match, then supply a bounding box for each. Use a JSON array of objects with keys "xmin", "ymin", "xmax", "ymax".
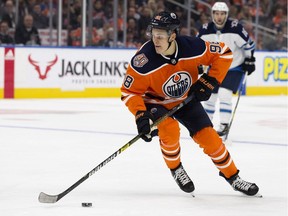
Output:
[{"xmin": 81, "ymin": 202, "xmax": 92, "ymax": 207}]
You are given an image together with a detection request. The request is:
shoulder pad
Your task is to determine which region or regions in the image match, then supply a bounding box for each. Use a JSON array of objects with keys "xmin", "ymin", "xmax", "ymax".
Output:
[
  {"xmin": 197, "ymin": 22, "xmax": 215, "ymax": 37},
  {"xmin": 227, "ymin": 19, "xmax": 249, "ymax": 41},
  {"xmin": 130, "ymin": 41, "xmax": 165, "ymax": 74},
  {"xmin": 177, "ymin": 36, "xmax": 206, "ymax": 57}
]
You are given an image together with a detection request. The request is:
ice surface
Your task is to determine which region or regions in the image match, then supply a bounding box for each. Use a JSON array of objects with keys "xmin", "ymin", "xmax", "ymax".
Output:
[{"xmin": 0, "ymin": 96, "xmax": 287, "ymax": 216}]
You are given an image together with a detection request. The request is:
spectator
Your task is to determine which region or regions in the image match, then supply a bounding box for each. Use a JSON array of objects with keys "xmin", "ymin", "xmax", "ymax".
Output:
[
  {"xmin": 126, "ymin": 30, "xmax": 141, "ymax": 48},
  {"xmin": 14, "ymin": 14, "xmax": 41, "ymax": 45},
  {"xmin": 0, "ymin": 20, "xmax": 14, "ymax": 45},
  {"xmin": 127, "ymin": 6, "xmax": 140, "ymax": 21},
  {"xmin": 102, "ymin": 27, "xmax": 114, "ymax": 47},
  {"xmin": 194, "ymin": 13, "xmax": 209, "ymax": 30},
  {"xmin": 1, "ymin": 0, "xmax": 16, "ymax": 28},
  {"xmin": 69, "ymin": 15, "xmax": 103, "ymax": 46},
  {"xmin": 53, "ymin": 6, "xmax": 70, "ymax": 30},
  {"xmin": 69, "ymin": 0, "xmax": 82, "ymax": 30},
  {"xmin": 239, "ymin": 5, "xmax": 253, "ymax": 22},
  {"xmin": 174, "ymin": 6, "xmax": 187, "ymax": 28},
  {"xmin": 155, "ymin": 0, "xmax": 166, "ymax": 13},
  {"xmin": 40, "ymin": 0, "xmax": 57, "ymax": 17},
  {"xmin": 26, "ymin": 0, "xmax": 37, "ymax": 14},
  {"xmin": 126, "ymin": 17, "xmax": 139, "ymax": 41},
  {"xmin": 147, "ymin": 0, "xmax": 157, "ymax": 15},
  {"xmin": 31, "ymin": 4, "xmax": 49, "ymax": 29},
  {"xmin": 248, "ymin": 1, "xmax": 264, "ymax": 22},
  {"xmin": 138, "ymin": 6, "xmax": 152, "ymax": 43},
  {"xmin": 272, "ymin": 8, "xmax": 285, "ymax": 30},
  {"xmin": 93, "ymin": 0, "xmax": 107, "ymax": 29},
  {"xmin": 270, "ymin": 0, "xmax": 287, "ymax": 19},
  {"xmin": 17, "ymin": 0, "xmax": 29, "ymax": 24},
  {"xmin": 69, "ymin": 26, "xmax": 101, "ymax": 46},
  {"xmin": 264, "ymin": 30, "xmax": 288, "ymax": 51}
]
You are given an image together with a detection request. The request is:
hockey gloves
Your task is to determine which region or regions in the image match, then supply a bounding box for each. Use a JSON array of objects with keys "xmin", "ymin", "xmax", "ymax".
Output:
[
  {"xmin": 243, "ymin": 56, "xmax": 256, "ymax": 75},
  {"xmin": 135, "ymin": 111, "xmax": 158, "ymax": 142},
  {"xmin": 189, "ymin": 73, "xmax": 219, "ymax": 102}
]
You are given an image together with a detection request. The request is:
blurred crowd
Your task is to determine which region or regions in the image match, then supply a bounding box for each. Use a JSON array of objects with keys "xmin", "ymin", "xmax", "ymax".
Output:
[{"xmin": 0, "ymin": 0, "xmax": 287, "ymax": 51}]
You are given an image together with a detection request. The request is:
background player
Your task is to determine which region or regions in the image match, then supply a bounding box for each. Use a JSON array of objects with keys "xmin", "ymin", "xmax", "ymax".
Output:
[
  {"xmin": 121, "ymin": 11, "xmax": 259, "ymax": 196},
  {"xmin": 197, "ymin": 1, "xmax": 256, "ymax": 137}
]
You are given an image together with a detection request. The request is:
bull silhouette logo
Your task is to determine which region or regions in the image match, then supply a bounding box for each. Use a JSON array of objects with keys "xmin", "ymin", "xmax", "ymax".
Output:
[{"xmin": 28, "ymin": 55, "xmax": 58, "ymax": 80}]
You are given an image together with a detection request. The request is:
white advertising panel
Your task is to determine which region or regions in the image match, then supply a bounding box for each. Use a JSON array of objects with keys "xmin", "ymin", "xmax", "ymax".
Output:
[
  {"xmin": 247, "ymin": 51, "xmax": 288, "ymax": 87},
  {"xmin": 1, "ymin": 47, "xmax": 287, "ymax": 98},
  {"xmin": 14, "ymin": 47, "xmax": 135, "ymax": 91}
]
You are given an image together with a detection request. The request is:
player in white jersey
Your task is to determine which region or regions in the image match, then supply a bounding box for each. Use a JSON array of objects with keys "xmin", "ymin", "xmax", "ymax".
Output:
[{"xmin": 197, "ymin": 2, "xmax": 256, "ymax": 136}]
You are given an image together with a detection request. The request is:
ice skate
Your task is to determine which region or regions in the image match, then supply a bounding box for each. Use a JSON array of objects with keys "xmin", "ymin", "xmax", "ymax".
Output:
[
  {"xmin": 220, "ymin": 171, "xmax": 259, "ymax": 196},
  {"xmin": 171, "ymin": 163, "xmax": 195, "ymax": 193},
  {"xmin": 217, "ymin": 123, "xmax": 229, "ymax": 137}
]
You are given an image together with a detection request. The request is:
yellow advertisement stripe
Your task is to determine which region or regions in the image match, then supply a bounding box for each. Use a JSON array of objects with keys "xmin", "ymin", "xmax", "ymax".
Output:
[
  {"xmin": 2, "ymin": 87, "xmax": 286, "ymax": 98},
  {"xmin": 246, "ymin": 87, "xmax": 288, "ymax": 95},
  {"xmin": 0, "ymin": 89, "xmax": 3, "ymax": 99},
  {"xmin": 14, "ymin": 88, "xmax": 121, "ymax": 98}
]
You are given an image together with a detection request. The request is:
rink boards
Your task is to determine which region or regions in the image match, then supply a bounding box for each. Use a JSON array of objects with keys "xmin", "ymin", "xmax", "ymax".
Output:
[{"xmin": 0, "ymin": 46, "xmax": 287, "ymax": 98}]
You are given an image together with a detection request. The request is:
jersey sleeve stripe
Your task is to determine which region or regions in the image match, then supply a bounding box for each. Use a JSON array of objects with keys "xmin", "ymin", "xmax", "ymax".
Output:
[
  {"xmin": 223, "ymin": 49, "xmax": 232, "ymax": 55},
  {"xmin": 220, "ymin": 55, "xmax": 233, "ymax": 59},
  {"xmin": 220, "ymin": 45, "xmax": 229, "ymax": 54},
  {"xmin": 121, "ymin": 92, "xmax": 136, "ymax": 104}
]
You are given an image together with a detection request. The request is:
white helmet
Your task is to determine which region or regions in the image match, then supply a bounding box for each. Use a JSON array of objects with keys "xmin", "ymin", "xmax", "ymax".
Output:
[{"xmin": 211, "ymin": 2, "xmax": 229, "ymax": 29}]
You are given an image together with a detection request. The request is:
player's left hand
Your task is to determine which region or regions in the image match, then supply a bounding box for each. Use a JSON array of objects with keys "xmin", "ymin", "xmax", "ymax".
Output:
[
  {"xmin": 135, "ymin": 111, "xmax": 158, "ymax": 142},
  {"xmin": 189, "ymin": 73, "xmax": 219, "ymax": 101},
  {"xmin": 243, "ymin": 56, "xmax": 255, "ymax": 75}
]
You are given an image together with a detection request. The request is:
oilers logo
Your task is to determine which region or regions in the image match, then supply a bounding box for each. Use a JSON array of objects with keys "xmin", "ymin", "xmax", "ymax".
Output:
[{"xmin": 163, "ymin": 72, "xmax": 191, "ymax": 98}]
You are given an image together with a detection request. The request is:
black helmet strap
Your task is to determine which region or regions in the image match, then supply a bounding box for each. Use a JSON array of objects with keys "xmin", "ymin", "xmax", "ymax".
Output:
[{"xmin": 165, "ymin": 34, "xmax": 174, "ymax": 52}]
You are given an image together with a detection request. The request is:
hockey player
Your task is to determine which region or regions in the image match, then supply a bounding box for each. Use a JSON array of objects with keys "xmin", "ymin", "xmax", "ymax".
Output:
[
  {"xmin": 120, "ymin": 11, "xmax": 259, "ymax": 196},
  {"xmin": 197, "ymin": 2, "xmax": 256, "ymax": 136}
]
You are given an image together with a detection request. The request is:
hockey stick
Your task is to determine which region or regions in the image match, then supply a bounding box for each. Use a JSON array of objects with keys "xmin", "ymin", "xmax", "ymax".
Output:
[
  {"xmin": 223, "ymin": 72, "xmax": 248, "ymax": 141},
  {"xmin": 38, "ymin": 94, "xmax": 194, "ymax": 203}
]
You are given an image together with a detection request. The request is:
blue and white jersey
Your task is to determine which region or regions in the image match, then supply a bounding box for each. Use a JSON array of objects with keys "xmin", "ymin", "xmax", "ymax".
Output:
[{"xmin": 197, "ymin": 19, "xmax": 255, "ymax": 69}]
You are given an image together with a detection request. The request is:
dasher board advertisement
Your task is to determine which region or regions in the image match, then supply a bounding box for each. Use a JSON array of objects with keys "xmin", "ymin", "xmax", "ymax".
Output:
[
  {"xmin": 12, "ymin": 47, "xmax": 134, "ymax": 98},
  {"xmin": 0, "ymin": 47, "xmax": 287, "ymax": 98}
]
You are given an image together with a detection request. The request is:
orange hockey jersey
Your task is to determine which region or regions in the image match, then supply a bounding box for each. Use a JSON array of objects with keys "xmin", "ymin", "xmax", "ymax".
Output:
[{"xmin": 121, "ymin": 36, "xmax": 233, "ymax": 115}]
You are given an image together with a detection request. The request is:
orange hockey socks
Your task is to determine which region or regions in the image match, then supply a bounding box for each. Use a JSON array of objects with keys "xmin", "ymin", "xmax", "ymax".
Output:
[
  {"xmin": 193, "ymin": 127, "xmax": 238, "ymax": 178},
  {"xmin": 158, "ymin": 118, "xmax": 181, "ymax": 169}
]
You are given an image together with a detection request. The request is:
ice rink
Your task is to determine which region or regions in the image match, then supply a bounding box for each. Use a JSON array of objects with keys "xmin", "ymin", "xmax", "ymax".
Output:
[{"xmin": 0, "ymin": 96, "xmax": 287, "ymax": 216}]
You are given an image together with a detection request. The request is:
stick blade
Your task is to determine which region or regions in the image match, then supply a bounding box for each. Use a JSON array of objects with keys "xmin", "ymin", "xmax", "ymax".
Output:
[{"xmin": 38, "ymin": 192, "xmax": 58, "ymax": 203}]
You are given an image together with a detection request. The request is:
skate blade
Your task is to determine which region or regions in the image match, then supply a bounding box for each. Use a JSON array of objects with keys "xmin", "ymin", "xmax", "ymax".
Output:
[
  {"xmin": 242, "ymin": 192, "xmax": 263, "ymax": 198},
  {"xmin": 190, "ymin": 192, "xmax": 195, "ymax": 197}
]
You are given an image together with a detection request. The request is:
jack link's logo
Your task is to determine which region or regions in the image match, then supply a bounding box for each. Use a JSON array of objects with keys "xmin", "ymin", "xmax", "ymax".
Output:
[
  {"xmin": 28, "ymin": 54, "xmax": 58, "ymax": 80},
  {"xmin": 163, "ymin": 72, "xmax": 191, "ymax": 98}
]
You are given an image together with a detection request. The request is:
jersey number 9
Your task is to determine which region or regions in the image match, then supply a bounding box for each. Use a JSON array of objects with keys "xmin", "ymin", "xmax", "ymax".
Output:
[{"xmin": 209, "ymin": 44, "xmax": 222, "ymax": 53}]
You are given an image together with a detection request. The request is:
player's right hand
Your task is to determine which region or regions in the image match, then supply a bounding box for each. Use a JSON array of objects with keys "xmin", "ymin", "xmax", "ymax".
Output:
[
  {"xmin": 135, "ymin": 111, "xmax": 158, "ymax": 142},
  {"xmin": 189, "ymin": 73, "xmax": 219, "ymax": 101}
]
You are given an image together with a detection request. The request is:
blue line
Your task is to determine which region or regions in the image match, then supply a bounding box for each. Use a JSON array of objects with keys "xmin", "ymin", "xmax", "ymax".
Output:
[{"xmin": 0, "ymin": 125, "xmax": 287, "ymax": 147}]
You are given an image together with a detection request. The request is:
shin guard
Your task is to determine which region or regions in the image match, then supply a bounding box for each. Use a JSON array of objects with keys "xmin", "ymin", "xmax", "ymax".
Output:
[
  {"xmin": 193, "ymin": 127, "xmax": 237, "ymax": 178},
  {"xmin": 158, "ymin": 117, "xmax": 181, "ymax": 169}
]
